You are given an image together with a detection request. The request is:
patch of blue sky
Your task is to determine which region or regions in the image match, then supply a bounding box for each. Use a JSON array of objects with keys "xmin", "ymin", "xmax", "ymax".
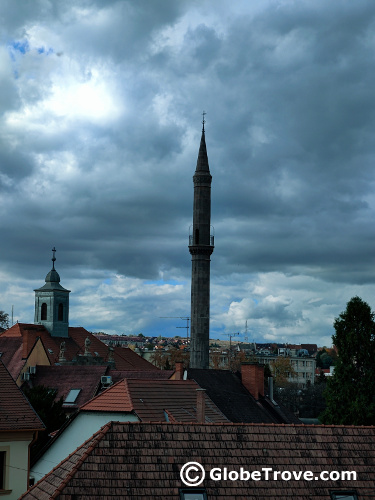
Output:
[
  {"xmin": 11, "ymin": 40, "xmax": 30, "ymax": 54},
  {"xmin": 103, "ymin": 278, "xmax": 112, "ymax": 285},
  {"xmin": 144, "ymin": 279, "xmax": 183, "ymax": 286},
  {"xmin": 37, "ymin": 46, "xmax": 54, "ymax": 55}
]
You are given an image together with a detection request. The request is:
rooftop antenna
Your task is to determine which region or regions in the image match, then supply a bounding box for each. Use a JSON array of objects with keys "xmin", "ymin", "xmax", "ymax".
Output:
[
  {"xmin": 223, "ymin": 332, "xmax": 240, "ymax": 371},
  {"xmin": 160, "ymin": 317, "xmax": 190, "ymax": 343},
  {"xmin": 244, "ymin": 320, "xmax": 248, "ymax": 343}
]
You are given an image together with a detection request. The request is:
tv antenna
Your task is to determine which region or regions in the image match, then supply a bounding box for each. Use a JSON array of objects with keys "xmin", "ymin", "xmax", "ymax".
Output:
[
  {"xmin": 223, "ymin": 332, "xmax": 241, "ymax": 371},
  {"xmin": 160, "ymin": 317, "xmax": 190, "ymax": 342}
]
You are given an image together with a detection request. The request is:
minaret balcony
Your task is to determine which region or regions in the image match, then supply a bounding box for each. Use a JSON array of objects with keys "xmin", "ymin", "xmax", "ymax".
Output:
[{"xmin": 189, "ymin": 234, "xmax": 214, "ymax": 247}]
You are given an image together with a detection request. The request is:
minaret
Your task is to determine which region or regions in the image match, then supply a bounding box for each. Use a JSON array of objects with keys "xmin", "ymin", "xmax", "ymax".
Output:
[
  {"xmin": 34, "ymin": 248, "xmax": 70, "ymax": 338},
  {"xmin": 189, "ymin": 114, "xmax": 214, "ymax": 369}
]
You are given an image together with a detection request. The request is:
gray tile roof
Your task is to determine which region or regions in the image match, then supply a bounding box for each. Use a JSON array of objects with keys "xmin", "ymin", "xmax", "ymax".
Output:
[{"xmin": 20, "ymin": 421, "xmax": 375, "ymax": 499}]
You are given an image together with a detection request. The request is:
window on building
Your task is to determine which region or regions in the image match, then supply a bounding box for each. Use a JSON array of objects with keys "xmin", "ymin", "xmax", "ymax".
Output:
[
  {"xmin": 179, "ymin": 489, "xmax": 207, "ymax": 500},
  {"xmin": 64, "ymin": 389, "xmax": 81, "ymax": 404},
  {"xmin": 195, "ymin": 228, "xmax": 200, "ymax": 244},
  {"xmin": 58, "ymin": 303, "xmax": 64, "ymax": 321},
  {"xmin": 0, "ymin": 451, "xmax": 5, "ymax": 489},
  {"xmin": 330, "ymin": 492, "xmax": 358, "ymax": 500},
  {"xmin": 41, "ymin": 303, "xmax": 47, "ymax": 321}
]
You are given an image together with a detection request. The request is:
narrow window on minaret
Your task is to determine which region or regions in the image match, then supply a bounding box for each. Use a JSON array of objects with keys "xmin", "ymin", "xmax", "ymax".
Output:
[
  {"xmin": 195, "ymin": 228, "xmax": 199, "ymax": 244},
  {"xmin": 41, "ymin": 303, "xmax": 47, "ymax": 321},
  {"xmin": 58, "ymin": 303, "xmax": 64, "ymax": 321}
]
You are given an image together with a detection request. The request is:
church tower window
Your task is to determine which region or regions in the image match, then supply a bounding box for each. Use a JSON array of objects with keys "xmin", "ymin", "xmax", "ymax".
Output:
[
  {"xmin": 58, "ymin": 303, "xmax": 64, "ymax": 321},
  {"xmin": 41, "ymin": 303, "xmax": 47, "ymax": 321}
]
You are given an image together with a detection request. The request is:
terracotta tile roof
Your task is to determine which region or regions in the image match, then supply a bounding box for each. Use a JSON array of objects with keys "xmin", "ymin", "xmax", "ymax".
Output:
[
  {"xmin": 81, "ymin": 379, "xmax": 229, "ymax": 423},
  {"xmin": 187, "ymin": 368, "xmax": 300, "ymax": 424},
  {"xmin": 21, "ymin": 421, "xmax": 375, "ymax": 499},
  {"xmin": 112, "ymin": 344, "xmax": 160, "ymax": 371},
  {"xmin": 0, "ymin": 323, "xmax": 159, "ymax": 372},
  {"xmin": 0, "ymin": 336, "xmax": 25, "ymax": 379},
  {"xmin": 0, "ymin": 359, "xmax": 45, "ymax": 431},
  {"xmin": 25, "ymin": 365, "xmax": 108, "ymax": 408},
  {"xmin": 109, "ymin": 368, "xmax": 173, "ymax": 383}
]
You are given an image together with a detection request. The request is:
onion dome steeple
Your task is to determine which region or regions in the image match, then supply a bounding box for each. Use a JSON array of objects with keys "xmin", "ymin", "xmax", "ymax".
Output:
[{"xmin": 34, "ymin": 248, "xmax": 70, "ymax": 337}]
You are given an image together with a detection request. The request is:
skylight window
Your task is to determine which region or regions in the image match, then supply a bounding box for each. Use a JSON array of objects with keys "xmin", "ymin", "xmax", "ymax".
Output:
[
  {"xmin": 64, "ymin": 389, "xmax": 81, "ymax": 404},
  {"xmin": 180, "ymin": 489, "xmax": 207, "ymax": 500},
  {"xmin": 330, "ymin": 493, "xmax": 358, "ymax": 500}
]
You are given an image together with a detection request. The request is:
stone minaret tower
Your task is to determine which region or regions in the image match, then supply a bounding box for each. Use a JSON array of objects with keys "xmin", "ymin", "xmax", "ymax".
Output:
[
  {"xmin": 34, "ymin": 248, "xmax": 70, "ymax": 337},
  {"xmin": 189, "ymin": 115, "xmax": 214, "ymax": 369}
]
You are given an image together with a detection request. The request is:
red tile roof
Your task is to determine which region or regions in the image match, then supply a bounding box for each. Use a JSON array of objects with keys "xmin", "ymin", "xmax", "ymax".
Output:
[
  {"xmin": 0, "ymin": 336, "xmax": 25, "ymax": 379},
  {"xmin": 25, "ymin": 365, "xmax": 108, "ymax": 408},
  {"xmin": 81, "ymin": 379, "xmax": 229, "ymax": 423},
  {"xmin": 0, "ymin": 323, "xmax": 159, "ymax": 372},
  {"xmin": 20, "ymin": 421, "xmax": 375, "ymax": 499},
  {"xmin": 109, "ymin": 368, "xmax": 173, "ymax": 383},
  {"xmin": 0, "ymin": 360, "xmax": 45, "ymax": 431}
]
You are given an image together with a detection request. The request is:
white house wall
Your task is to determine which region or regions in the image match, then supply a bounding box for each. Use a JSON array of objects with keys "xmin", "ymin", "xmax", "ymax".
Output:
[{"xmin": 30, "ymin": 411, "xmax": 139, "ymax": 483}]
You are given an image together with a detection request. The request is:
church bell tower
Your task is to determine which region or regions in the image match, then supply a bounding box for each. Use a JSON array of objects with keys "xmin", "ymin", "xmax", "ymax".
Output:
[
  {"xmin": 189, "ymin": 115, "xmax": 214, "ymax": 369},
  {"xmin": 34, "ymin": 248, "xmax": 70, "ymax": 338}
]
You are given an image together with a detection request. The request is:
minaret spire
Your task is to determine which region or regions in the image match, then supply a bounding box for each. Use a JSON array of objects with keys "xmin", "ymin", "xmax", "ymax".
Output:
[{"xmin": 189, "ymin": 115, "xmax": 214, "ymax": 369}]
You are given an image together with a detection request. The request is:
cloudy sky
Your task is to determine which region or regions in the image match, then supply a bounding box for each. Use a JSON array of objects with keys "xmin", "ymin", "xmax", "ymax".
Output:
[{"xmin": 1, "ymin": 0, "xmax": 375, "ymax": 346}]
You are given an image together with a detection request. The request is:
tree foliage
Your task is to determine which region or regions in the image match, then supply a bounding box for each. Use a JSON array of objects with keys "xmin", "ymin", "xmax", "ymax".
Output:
[
  {"xmin": 0, "ymin": 310, "xmax": 9, "ymax": 331},
  {"xmin": 23, "ymin": 385, "xmax": 67, "ymax": 457},
  {"xmin": 272, "ymin": 357, "xmax": 296, "ymax": 387},
  {"xmin": 320, "ymin": 296, "xmax": 375, "ymax": 425},
  {"xmin": 275, "ymin": 382, "xmax": 327, "ymax": 418}
]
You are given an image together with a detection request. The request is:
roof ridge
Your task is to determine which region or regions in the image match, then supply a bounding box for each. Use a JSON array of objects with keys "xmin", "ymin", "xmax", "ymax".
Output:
[
  {"xmin": 22, "ymin": 422, "xmax": 112, "ymax": 499},
  {"xmin": 51, "ymin": 422, "xmax": 112, "ymax": 498},
  {"xmin": 123, "ymin": 378, "xmax": 134, "ymax": 409},
  {"xmin": 0, "ymin": 359, "xmax": 44, "ymax": 432},
  {"xmin": 80, "ymin": 377, "xmax": 125, "ymax": 410}
]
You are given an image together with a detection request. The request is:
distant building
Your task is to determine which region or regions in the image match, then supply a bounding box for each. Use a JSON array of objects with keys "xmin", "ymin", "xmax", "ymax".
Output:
[{"xmin": 256, "ymin": 354, "xmax": 316, "ymax": 387}]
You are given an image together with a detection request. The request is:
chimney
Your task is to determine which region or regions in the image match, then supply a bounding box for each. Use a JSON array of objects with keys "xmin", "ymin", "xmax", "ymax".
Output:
[
  {"xmin": 174, "ymin": 361, "xmax": 184, "ymax": 380},
  {"xmin": 241, "ymin": 363, "xmax": 264, "ymax": 400},
  {"xmin": 196, "ymin": 388, "xmax": 206, "ymax": 423},
  {"xmin": 268, "ymin": 376, "xmax": 277, "ymax": 405}
]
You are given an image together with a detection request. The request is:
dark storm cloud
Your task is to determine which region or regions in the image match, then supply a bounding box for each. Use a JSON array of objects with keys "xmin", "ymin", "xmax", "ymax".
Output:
[{"xmin": 2, "ymin": 0, "xmax": 375, "ymax": 341}]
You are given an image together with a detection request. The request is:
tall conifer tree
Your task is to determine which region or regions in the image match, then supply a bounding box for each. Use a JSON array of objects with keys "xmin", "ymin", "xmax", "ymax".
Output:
[{"xmin": 321, "ymin": 296, "xmax": 375, "ymax": 425}]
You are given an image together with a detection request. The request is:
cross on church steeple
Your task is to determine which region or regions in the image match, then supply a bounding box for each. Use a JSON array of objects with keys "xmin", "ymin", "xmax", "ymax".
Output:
[
  {"xmin": 202, "ymin": 111, "xmax": 206, "ymax": 132},
  {"xmin": 52, "ymin": 247, "xmax": 56, "ymax": 270}
]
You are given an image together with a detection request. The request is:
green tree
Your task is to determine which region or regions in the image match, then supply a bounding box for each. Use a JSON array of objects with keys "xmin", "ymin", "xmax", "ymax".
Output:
[
  {"xmin": 320, "ymin": 297, "xmax": 375, "ymax": 425},
  {"xmin": 272, "ymin": 357, "xmax": 296, "ymax": 388},
  {"xmin": 23, "ymin": 385, "xmax": 67, "ymax": 457},
  {"xmin": 0, "ymin": 311, "xmax": 9, "ymax": 331}
]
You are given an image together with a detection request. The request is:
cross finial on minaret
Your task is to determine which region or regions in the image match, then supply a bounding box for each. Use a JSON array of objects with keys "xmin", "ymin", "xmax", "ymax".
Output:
[
  {"xmin": 52, "ymin": 247, "xmax": 56, "ymax": 270},
  {"xmin": 202, "ymin": 111, "xmax": 206, "ymax": 132}
]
